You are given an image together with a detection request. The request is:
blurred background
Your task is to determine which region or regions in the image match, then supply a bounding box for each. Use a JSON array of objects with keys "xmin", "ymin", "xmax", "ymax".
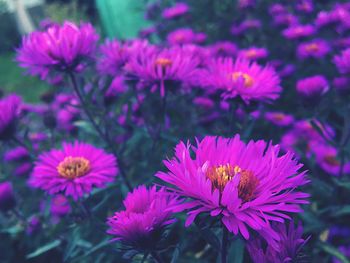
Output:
[{"xmin": 0, "ymin": 0, "xmax": 152, "ymax": 102}]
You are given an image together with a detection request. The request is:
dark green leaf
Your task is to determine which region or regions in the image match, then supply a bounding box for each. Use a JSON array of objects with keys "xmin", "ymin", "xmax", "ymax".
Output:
[
  {"xmin": 26, "ymin": 240, "xmax": 61, "ymax": 259},
  {"xmin": 319, "ymin": 242, "xmax": 350, "ymax": 263},
  {"xmin": 228, "ymin": 238, "xmax": 244, "ymax": 263}
]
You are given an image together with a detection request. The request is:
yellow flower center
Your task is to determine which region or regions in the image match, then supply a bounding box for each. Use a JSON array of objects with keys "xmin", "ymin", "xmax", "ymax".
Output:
[
  {"xmin": 206, "ymin": 164, "xmax": 259, "ymax": 202},
  {"xmin": 155, "ymin": 58, "xmax": 173, "ymax": 68},
  {"xmin": 305, "ymin": 43, "xmax": 319, "ymax": 52},
  {"xmin": 323, "ymin": 155, "xmax": 340, "ymax": 167},
  {"xmin": 245, "ymin": 50, "xmax": 257, "ymax": 59},
  {"xmin": 231, "ymin": 72, "xmax": 254, "ymax": 88},
  {"xmin": 57, "ymin": 156, "xmax": 91, "ymax": 179},
  {"xmin": 272, "ymin": 113, "xmax": 286, "ymax": 121}
]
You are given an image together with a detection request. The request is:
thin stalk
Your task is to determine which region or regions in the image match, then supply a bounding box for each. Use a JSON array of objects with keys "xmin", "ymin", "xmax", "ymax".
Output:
[
  {"xmin": 68, "ymin": 72, "xmax": 132, "ymax": 190},
  {"xmin": 221, "ymin": 227, "xmax": 229, "ymax": 263}
]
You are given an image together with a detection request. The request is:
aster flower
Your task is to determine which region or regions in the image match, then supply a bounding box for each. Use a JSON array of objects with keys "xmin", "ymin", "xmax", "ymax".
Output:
[
  {"xmin": 296, "ymin": 75, "xmax": 329, "ymax": 99},
  {"xmin": 315, "ymin": 11, "xmax": 338, "ymax": 28},
  {"xmin": 107, "ymin": 185, "xmax": 178, "ymax": 251},
  {"xmin": 26, "ymin": 216, "xmax": 41, "ymax": 235},
  {"xmin": 296, "ymin": 0, "xmax": 314, "ymax": 13},
  {"xmin": 265, "ymin": 112, "xmax": 294, "ymax": 127},
  {"xmin": 0, "ymin": 182, "xmax": 16, "ymax": 212},
  {"xmin": 247, "ymin": 221, "xmax": 309, "ymax": 263},
  {"xmin": 50, "ymin": 194, "xmax": 71, "ymax": 217},
  {"xmin": 333, "ymin": 48, "xmax": 350, "ymax": 74},
  {"xmin": 333, "ymin": 77, "xmax": 350, "ymax": 95},
  {"xmin": 231, "ymin": 19, "xmax": 261, "ymax": 35},
  {"xmin": 311, "ymin": 142, "xmax": 350, "ymax": 176},
  {"xmin": 273, "ymin": 14, "xmax": 299, "ymax": 27},
  {"xmin": 16, "ymin": 21, "xmax": 99, "ymax": 79},
  {"xmin": 269, "ymin": 4, "xmax": 287, "ymax": 16},
  {"xmin": 209, "ymin": 41, "xmax": 238, "ymax": 57},
  {"xmin": 238, "ymin": 47, "xmax": 268, "ymax": 60},
  {"xmin": 282, "ymin": 24, "xmax": 316, "ymax": 40},
  {"xmin": 156, "ymin": 135, "xmax": 309, "ymax": 246},
  {"xmin": 29, "ymin": 141, "xmax": 118, "ymax": 200},
  {"xmin": 238, "ymin": 0, "xmax": 255, "ymax": 9},
  {"xmin": 4, "ymin": 146, "xmax": 29, "ymax": 162},
  {"xmin": 104, "ymin": 76, "xmax": 128, "ymax": 105},
  {"xmin": 297, "ymin": 39, "xmax": 331, "ymax": 59},
  {"xmin": 201, "ymin": 57, "xmax": 281, "ymax": 103},
  {"xmin": 0, "ymin": 94, "xmax": 22, "ymax": 140},
  {"xmin": 125, "ymin": 45, "xmax": 200, "ymax": 97},
  {"xmin": 162, "ymin": 2, "xmax": 189, "ymax": 19},
  {"xmin": 167, "ymin": 28, "xmax": 196, "ymax": 45}
]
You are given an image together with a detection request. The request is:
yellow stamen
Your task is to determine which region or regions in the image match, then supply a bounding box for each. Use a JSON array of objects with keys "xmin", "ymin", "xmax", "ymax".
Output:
[
  {"xmin": 231, "ymin": 71, "xmax": 254, "ymax": 88},
  {"xmin": 155, "ymin": 58, "xmax": 173, "ymax": 67},
  {"xmin": 57, "ymin": 156, "xmax": 90, "ymax": 179},
  {"xmin": 323, "ymin": 155, "xmax": 340, "ymax": 166},
  {"xmin": 305, "ymin": 43, "xmax": 319, "ymax": 52}
]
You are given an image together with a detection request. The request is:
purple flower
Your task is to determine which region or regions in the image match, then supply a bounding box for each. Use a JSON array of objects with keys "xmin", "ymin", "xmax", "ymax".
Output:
[
  {"xmin": 333, "ymin": 76, "xmax": 350, "ymax": 95},
  {"xmin": 265, "ymin": 112, "xmax": 294, "ymax": 127},
  {"xmin": 0, "ymin": 182, "xmax": 16, "ymax": 212},
  {"xmin": 282, "ymin": 24, "xmax": 316, "ymax": 40},
  {"xmin": 0, "ymin": 94, "xmax": 22, "ymax": 140},
  {"xmin": 297, "ymin": 39, "xmax": 331, "ymax": 59},
  {"xmin": 156, "ymin": 135, "xmax": 309, "ymax": 247},
  {"xmin": 238, "ymin": 0, "xmax": 255, "ymax": 9},
  {"xmin": 125, "ymin": 45, "xmax": 200, "ymax": 97},
  {"xmin": 269, "ymin": 4, "xmax": 287, "ymax": 16},
  {"xmin": 107, "ymin": 185, "xmax": 178, "ymax": 250},
  {"xmin": 200, "ymin": 57, "xmax": 281, "ymax": 103},
  {"xmin": 50, "ymin": 194, "xmax": 71, "ymax": 217},
  {"xmin": 247, "ymin": 221, "xmax": 309, "ymax": 263},
  {"xmin": 238, "ymin": 47, "xmax": 269, "ymax": 60},
  {"xmin": 4, "ymin": 146, "xmax": 29, "ymax": 162},
  {"xmin": 16, "ymin": 21, "xmax": 99, "ymax": 79},
  {"xmin": 14, "ymin": 162, "xmax": 32, "ymax": 177},
  {"xmin": 209, "ymin": 41, "xmax": 238, "ymax": 57},
  {"xmin": 333, "ymin": 246, "xmax": 350, "ymax": 263},
  {"xmin": 231, "ymin": 19, "xmax": 261, "ymax": 35},
  {"xmin": 167, "ymin": 28, "xmax": 196, "ymax": 45},
  {"xmin": 296, "ymin": 75, "xmax": 329, "ymax": 99},
  {"xmin": 296, "ymin": 0, "xmax": 314, "ymax": 13},
  {"xmin": 29, "ymin": 141, "xmax": 118, "ymax": 200},
  {"xmin": 333, "ymin": 48, "xmax": 350, "ymax": 74},
  {"xmin": 273, "ymin": 14, "xmax": 299, "ymax": 27},
  {"xmin": 162, "ymin": 2, "xmax": 189, "ymax": 19},
  {"xmin": 26, "ymin": 216, "xmax": 41, "ymax": 235}
]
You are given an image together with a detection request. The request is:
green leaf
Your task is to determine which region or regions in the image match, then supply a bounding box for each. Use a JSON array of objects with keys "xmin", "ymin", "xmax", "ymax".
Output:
[
  {"xmin": 228, "ymin": 238, "xmax": 244, "ymax": 263},
  {"xmin": 26, "ymin": 240, "xmax": 61, "ymax": 259},
  {"xmin": 319, "ymin": 242, "xmax": 350, "ymax": 263},
  {"xmin": 170, "ymin": 246, "xmax": 180, "ymax": 263}
]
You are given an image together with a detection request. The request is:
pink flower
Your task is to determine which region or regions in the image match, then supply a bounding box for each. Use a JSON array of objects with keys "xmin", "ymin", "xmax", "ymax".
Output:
[
  {"xmin": 238, "ymin": 47, "xmax": 269, "ymax": 60},
  {"xmin": 29, "ymin": 141, "xmax": 118, "ymax": 200},
  {"xmin": 297, "ymin": 39, "xmax": 331, "ymax": 59},
  {"xmin": 264, "ymin": 112, "xmax": 294, "ymax": 127},
  {"xmin": 282, "ymin": 24, "xmax": 316, "ymax": 40},
  {"xmin": 296, "ymin": 75, "xmax": 329, "ymax": 98},
  {"xmin": 333, "ymin": 48, "xmax": 350, "ymax": 74},
  {"xmin": 162, "ymin": 2, "xmax": 189, "ymax": 19},
  {"xmin": 156, "ymin": 135, "xmax": 309, "ymax": 246}
]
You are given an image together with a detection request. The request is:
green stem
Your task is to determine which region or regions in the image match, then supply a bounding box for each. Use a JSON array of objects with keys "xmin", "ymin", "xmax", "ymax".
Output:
[{"xmin": 221, "ymin": 227, "xmax": 229, "ymax": 263}]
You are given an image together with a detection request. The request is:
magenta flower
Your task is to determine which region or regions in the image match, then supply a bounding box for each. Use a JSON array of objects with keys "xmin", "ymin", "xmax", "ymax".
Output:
[
  {"xmin": 311, "ymin": 142, "xmax": 350, "ymax": 176},
  {"xmin": 125, "ymin": 46, "xmax": 200, "ymax": 97},
  {"xmin": 333, "ymin": 77, "xmax": 350, "ymax": 95},
  {"xmin": 0, "ymin": 94, "xmax": 22, "ymax": 140},
  {"xmin": 333, "ymin": 48, "xmax": 350, "ymax": 74},
  {"xmin": 265, "ymin": 112, "xmax": 294, "ymax": 127},
  {"xmin": 107, "ymin": 185, "xmax": 178, "ymax": 250},
  {"xmin": 269, "ymin": 4, "xmax": 287, "ymax": 16},
  {"xmin": 296, "ymin": 75, "xmax": 329, "ymax": 99},
  {"xmin": 201, "ymin": 57, "xmax": 281, "ymax": 103},
  {"xmin": 167, "ymin": 28, "xmax": 196, "ymax": 45},
  {"xmin": 29, "ymin": 141, "xmax": 118, "ymax": 200},
  {"xmin": 315, "ymin": 11, "xmax": 338, "ymax": 28},
  {"xmin": 209, "ymin": 41, "xmax": 238, "ymax": 57},
  {"xmin": 247, "ymin": 221, "xmax": 309, "ymax": 263},
  {"xmin": 4, "ymin": 146, "xmax": 29, "ymax": 162},
  {"xmin": 297, "ymin": 39, "xmax": 331, "ymax": 59},
  {"xmin": 296, "ymin": 0, "xmax": 314, "ymax": 13},
  {"xmin": 162, "ymin": 2, "xmax": 189, "ymax": 19},
  {"xmin": 273, "ymin": 14, "xmax": 299, "ymax": 27},
  {"xmin": 14, "ymin": 162, "xmax": 32, "ymax": 177},
  {"xmin": 0, "ymin": 182, "xmax": 16, "ymax": 212},
  {"xmin": 282, "ymin": 24, "xmax": 316, "ymax": 40},
  {"xmin": 238, "ymin": 47, "xmax": 269, "ymax": 60},
  {"xmin": 156, "ymin": 135, "xmax": 309, "ymax": 246},
  {"xmin": 16, "ymin": 21, "xmax": 99, "ymax": 79},
  {"xmin": 231, "ymin": 19, "xmax": 261, "ymax": 35},
  {"xmin": 50, "ymin": 194, "xmax": 71, "ymax": 217}
]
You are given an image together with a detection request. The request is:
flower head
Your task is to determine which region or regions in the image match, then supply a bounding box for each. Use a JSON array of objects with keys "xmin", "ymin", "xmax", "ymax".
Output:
[
  {"xmin": 16, "ymin": 21, "xmax": 98, "ymax": 79},
  {"xmin": 209, "ymin": 41, "xmax": 238, "ymax": 57},
  {"xmin": 156, "ymin": 135, "xmax": 309, "ymax": 246},
  {"xmin": 238, "ymin": 47, "xmax": 269, "ymax": 60},
  {"xmin": 4, "ymin": 146, "xmax": 29, "ymax": 162},
  {"xmin": 333, "ymin": 48, "xmax": 350, "ymax": 74},
  {"xmin": 0, "ymin": 94, "xmax": 22, "ymax": 140},
  {"xmin": 265, "ymin": 112, "xmax": 294, "ymax": 127},
  {"xmin": 107, "ymin": 185, "xmax": 178, "ymax": 251},
  {"xmin": 296, "ymin": 75, "xmax": 329, "ymax": 98},
  {"xmin": 247, "ymin": 221, "xmax": 309, "ymax": 263},
  {"xmin": 297, "ymin": 39, "xmax": 331, "ymax": 59},
  {"xmin": 125, "ymin": 45, "xmax": 200, "ymax": 97},
  {"xmin": 167, "ymin": 28, "xmax": 196, "ymax": 45},
  {"xmin": 0, "ymin": 182, "xmax": 16, "ymax": 212},
  {"xmin": 282, "ymin": 24, "xmax": 316, "ymax": 40},
  {"xmin": 29, "ymin": 141, "xmax": 118, "ymax": 200},
  {"xmin": 201, "ymin": 57, "xmax": 281, "ymax": 103},
  {"xmin": 162, "ymin": 2, "xmax": 189, "ymax": 19}
]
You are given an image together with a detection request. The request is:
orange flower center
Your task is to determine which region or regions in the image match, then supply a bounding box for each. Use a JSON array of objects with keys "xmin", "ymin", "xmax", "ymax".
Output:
[
  {"xmin": 155, "ymin": 58, "xmax": 173, "ymax": 68},
  {"xmin": 305, "ymin": 43, "xmax": 319, "ymax": 52},
  {"xmin": 272, "ymin": 113, "xmax": 286, "ymax": 121},
  {"xmin": 323, "ymin": 155, "xmax": 340, "ymax": 166},
  {"xmin": 245, "ymin": 50, "xmax": 257, "ymax": 58},
  {"xmin": 231, "ymin": 72, "xmax": 254, "ymax": 88},
  {"xmin": 57, "ymin": 156, "xmax": 91, "ymax": 179},
  {"xmin": 206, "ymin": 164, "xmax": 259, "ymax": 202}
]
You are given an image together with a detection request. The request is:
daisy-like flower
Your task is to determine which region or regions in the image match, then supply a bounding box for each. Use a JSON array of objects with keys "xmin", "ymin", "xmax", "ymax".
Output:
[
  {"xmin": 162, "ymin": 2, "xmax": 189, "ymax": 19},
  {"xmin": 0, "ymin": 94, "xmax": 22, "ymax": 140},
  {"xmin": 107, "ymin": 185, "xmax": 178, "ymax": 251},
  {"xmin": 247, "ymin": 221, "xmax": 309, "ymax": 263},
  {"xmin": 209, "ymin": 41, "xmax": 238, "ymax": 57},
  {"xmin": 156, "ymin": 135, "xmax": 309, "ymax": 246},
  {"xmin": 264, "ymin": 112, "xmax": 294, "ymax": 127},
  {"xmin": 201, "ymin": 57, "xmax": 281, "ymax": 103},
  {"xmin": 167, "ymin": 28, "xmax": 196, "ymax": 45},
  {"xmin": 333, "ymin": 77, "xmax": 350, "ymax": 95},
  {"xmin": 4, "ymin": 146, "xmax": 29, "ymax": 162},
  {"xmin": 16, "ymin": 21, "xmax": 99, "ymax": 79},
  {"xmin": 282, "ymin": 24, "xmax": 316, "ymax": 40},
  {"xmin": 296, "ymin": 75, "xmax": 329, "ymax": 99},
  {"xmin": 297, "ymin": 39, "xmax": 331, "ymax": 59},
  {"xmin": 125, "ymin": 45, "xmax": 200, "ymax": 97},
  {"xmin": 0, "ymin": 182, "xmax": 16, "ymax": 212},
  {"xmin": 238, "ymin": 47, "xmax": 269, "ymax": 60},
  {"xmin": 29, "ymin": 141, "xmax": 118, "ymax": 200},
  {"xmin": 296, "ymin": 0, "xmax": 314, "ymax": 13},
  {"xmin": 333, "ymin": 48, "xmax": 350, "ymax": 75}
]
